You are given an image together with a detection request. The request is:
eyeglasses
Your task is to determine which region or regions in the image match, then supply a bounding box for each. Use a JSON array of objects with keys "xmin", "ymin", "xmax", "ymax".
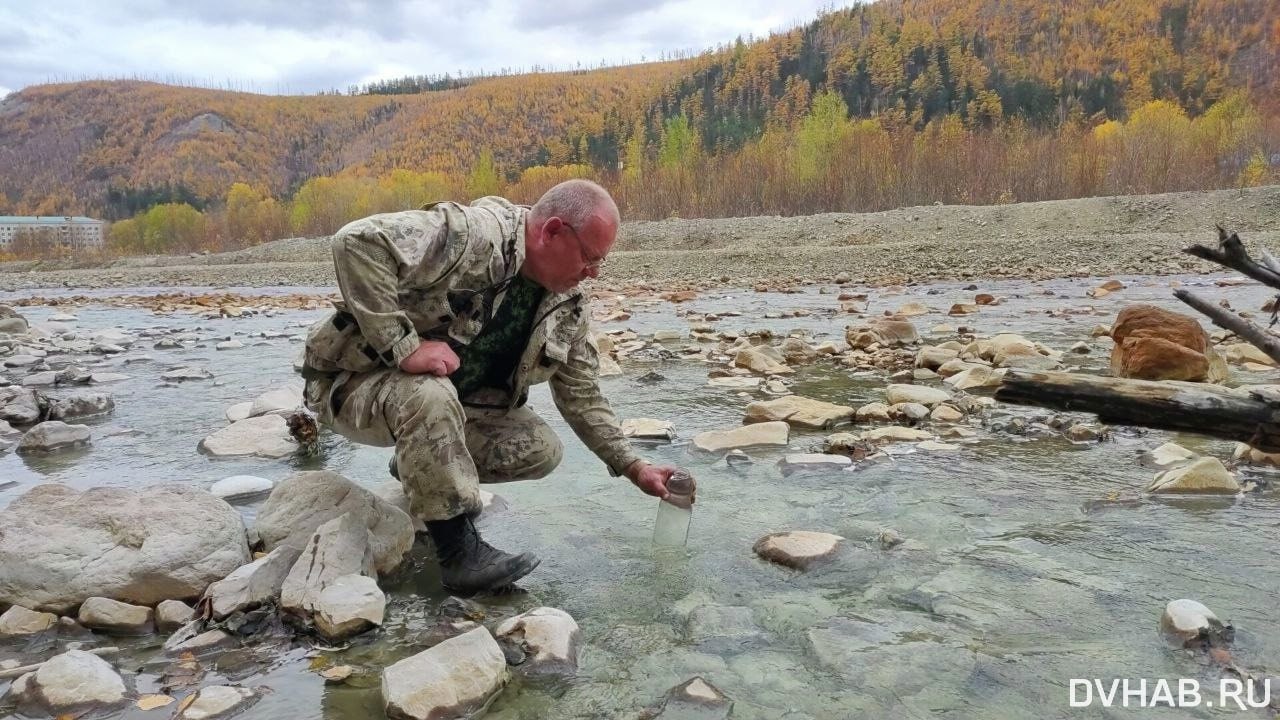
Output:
[{"xmin": 561, "ymin": 222, "xmax": 607, "ymax": 270}]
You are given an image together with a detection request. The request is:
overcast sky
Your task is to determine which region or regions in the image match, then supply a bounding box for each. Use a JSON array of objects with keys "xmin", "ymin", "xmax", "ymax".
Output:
[{"xmin": 0, "ymin": 0, "xmax": 843, "ymax": 98}]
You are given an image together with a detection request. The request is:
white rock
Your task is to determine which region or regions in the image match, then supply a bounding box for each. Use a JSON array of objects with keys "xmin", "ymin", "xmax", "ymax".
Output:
[
  {"xmin": 692, "ymin": 421, "xmax": 790, "ymax": 453},
  {"xmin": 10, "ymin": 649, "xmax": 125, "ymax": 712},
  {"xmin": 89, "ymin": 372, "xmax": 130, "ymax": 383},
  {"xmin": 598, "ymin": 354, "xmax": 623, "ymax": 377},
  {"xmin": 78, "ymin": 596, "xmax": 154, "ymax": 635},
  {"xmin": 0, "ymin": 387, "xmax": 43, "ymax": 424},
  {"xmin": 917, "ymin": 440, "xmax": 959, "ymax": 451},
  {"xmin": 255, "ymin": 471, "xmax": 414, "ymax": 576},
  {"xmin": 163, "ymin": 624, "xmax": 235, "ymax": 655},
  {"xmin": 930, "ymin": 405, "xmax": 964, "ymax": 423},
  {"xmin": 224, "ymin": 401, "xmax": 253, "ymax": 423},
  {"xmin": 778, "ymin": 454, "xmax": 853, "ymax": 475},
  {"xmin": 248, "ymin": 384, "xmax": 303, "ymax": 417},
  {"xmin": 280, "ymin": 513, "xmax": 376, "ymax": 622},
  {"xmin": 155, "ymin": 600, "xmax": 196, "ymax": 632},
  {"xmin": 314, "ymin": 573, "xmax": 385, "ymax": 641},
  {"xmin": 204, "ymin": 545, "xmax": 301, "ymax": 620},
  {"xmin": 0, "ymin": 605, "xmax": 58, "ymax": 636},
  {"xmin": 1231, "ymin": 441, "xmax": 1280, "ymax": 466},
  {"xmin": 176, "ymin": 685, "xmax": 257, "ymax": 720},
  {"xmin": 621, "ymin": 418, "xmax": 676, "ymax": 440},
  {"xmin": 209, "ymin": 475, "xmax": 274, "ymax": 501},
  {"xmin": 885, "ymin": 384, "xmax": 951, "ymax": 407},
  {"xmin": 215, "ymin": 340, "xmax": 244, "ymax": 350},
  {"xmin": 1160, "ymin": 599, "xmax": 1229, "ymax": 647},
  {"xmin": 753, "ymin": 531, "xmax": 843, "ymax": 570},
  {"xmin": 660, "ymin": 677, "xmax": 732, "ymax": 718},
  {"xmin": 49, "ymin": 313, "xmax": 77, "ymax": 322},
  {"xmin": 1148, "ymin": 457, "xmax": 1240, "ymax": 494},
  {"xmin": 707, "ymin": 376, "xmax": 762, "ymax": 389},
  {"xmin": 17, "ymin": 421, "xmax": 91, "ymax": 453},
  {"xmin": 743, "ymin": 395, "xmax": 854, "ymax": 429},
  {"xmin": 494, "ymin": 607, "xmax": 582, "ymax": 674},
  {"xmin": 381, "ymin": 626, "xmax": 508, "ymax": 720},
  {"xmin": 0, "ymin": 483, "xmax": 250, "ymax": 613},
  {"xmin": 198, "ymin": 414, "xmax": 297, "ymax": 458}
]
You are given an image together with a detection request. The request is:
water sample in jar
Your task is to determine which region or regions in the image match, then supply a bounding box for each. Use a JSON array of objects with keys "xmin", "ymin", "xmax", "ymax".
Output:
[{"xmin": 653, "ymin": 470, "xmax": 695, "ymax": 547}]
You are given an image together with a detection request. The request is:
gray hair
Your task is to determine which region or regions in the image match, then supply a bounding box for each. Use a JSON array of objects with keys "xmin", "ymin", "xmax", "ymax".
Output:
[{"xmin": 530, "ymin": 179, "xmax": 619, "ymax": 228}]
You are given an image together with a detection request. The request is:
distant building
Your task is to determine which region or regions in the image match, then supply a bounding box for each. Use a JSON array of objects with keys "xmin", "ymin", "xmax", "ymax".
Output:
[{"xmin": 0, "ymin": 216, "xmax": 105, "ymax": 251}]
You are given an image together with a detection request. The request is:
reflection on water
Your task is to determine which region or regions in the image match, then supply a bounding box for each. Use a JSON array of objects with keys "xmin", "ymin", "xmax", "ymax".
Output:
[{"xmin": 1, "ymin": 273, "xmax": 1278, "ymax": 719}]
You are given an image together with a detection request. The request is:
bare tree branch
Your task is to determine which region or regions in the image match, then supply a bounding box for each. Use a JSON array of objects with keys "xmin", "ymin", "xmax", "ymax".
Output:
[
  {"xmin": 1183, "ymin": 227, "xmax": 1280, "ymax": 290},
  {"xmin": 1174, "ymin": 289, "xmax": 1280, "ymax": 365}
]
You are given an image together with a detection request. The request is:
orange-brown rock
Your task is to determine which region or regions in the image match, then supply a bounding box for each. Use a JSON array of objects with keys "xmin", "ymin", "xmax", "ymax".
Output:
[{"xmin": 1109, "ymin": 304, "xmax": 1224, "ymax": 382}]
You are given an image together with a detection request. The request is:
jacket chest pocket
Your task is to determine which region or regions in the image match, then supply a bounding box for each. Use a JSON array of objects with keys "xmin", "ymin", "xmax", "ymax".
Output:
[{"xmin": 525, "ymin": 339, "xmax": 568, "ymax": 385}]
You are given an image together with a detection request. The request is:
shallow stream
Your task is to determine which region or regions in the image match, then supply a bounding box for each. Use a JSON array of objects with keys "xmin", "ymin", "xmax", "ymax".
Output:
[{"xmin": 1, "ymin": 273, "xmax": 1277, "ymax": 719}]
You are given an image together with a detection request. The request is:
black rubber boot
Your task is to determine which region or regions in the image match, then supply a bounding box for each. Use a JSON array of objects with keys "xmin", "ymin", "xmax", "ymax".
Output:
[{"xmin": 426, "ymin": 514, "xmax": 540, "ymax": 594}]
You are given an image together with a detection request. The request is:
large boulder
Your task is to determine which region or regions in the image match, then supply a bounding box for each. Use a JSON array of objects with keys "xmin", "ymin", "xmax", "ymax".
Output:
[
  {"xmin": 16, "ymin": 420, "xmax": 91, "ymax": 453},
  {"xmin": 0, "ymin": 386, "xmax": 45, "ymax": 424},
  {"xmin": 1147, "ymin": 457, "xmax": 1240, "ymax": 494},
  {"xmin": 742, "ymin": 395, "xmax": 855, "ymax": 429},
  {"xmin": 733, "ymin": 347, "xmax": 793, "ymax": 375},
  {"xmin": 846, "ymin": 318, "xmax": 919, "ymax": 349},
  {"xmin": 47, "ymin": 392, "xmax": 115, "ymax": 421},
  {"xmin": 280, "ymin": 512, "xmax": 376, "ymax": 624},
  {"xmin": 884, "ymin": 384, "xmax": 951, "ymax": 408},
  {"xmin": 382, "ymin": 626, "xmax": 508, "ymax": 720},
  {"xmin": 0, "ymin": 305, "xmax": 28, "ymax": 335},
  {"xmin": 1110, "ymin": 305, "xmax": 1226, "ymax": 382},
  {"xmin": 255, "ymin": 471, "xmax": 414, "ymax": 575},
  {"xmin": 0, "ymin": 484, "xmax": 250, "ymax": 613}
]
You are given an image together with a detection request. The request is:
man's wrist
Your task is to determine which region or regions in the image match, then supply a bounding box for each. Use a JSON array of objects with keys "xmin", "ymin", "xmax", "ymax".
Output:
[{"xmin": 622, "ymin": 459, "xmax": 647, "ymax": 480}]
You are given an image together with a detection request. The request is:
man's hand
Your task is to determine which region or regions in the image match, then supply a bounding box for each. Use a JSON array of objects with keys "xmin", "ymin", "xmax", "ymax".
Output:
[
  {"xmin": 624, "ymin": 461, "xmax": 692, "ymax": 503},
  {"xmin": 399, "ymin": 340, "xmax": 460, "ymax": 376}
]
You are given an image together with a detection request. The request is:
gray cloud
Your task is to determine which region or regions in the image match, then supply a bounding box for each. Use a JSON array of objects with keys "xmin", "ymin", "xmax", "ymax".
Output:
[{"xmin": 0, "ymin": 0, "xmax": 838, "ymax": 95}]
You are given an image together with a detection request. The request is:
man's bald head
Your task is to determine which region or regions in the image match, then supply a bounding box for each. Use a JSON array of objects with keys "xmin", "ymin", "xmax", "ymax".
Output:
[
  {"xmin": 529, "ymin": 179, "xmax": 619, "ymax": 230},
  {"xmin": 522, "ymin": 179, "xmax": 620, "ymax": 293}
]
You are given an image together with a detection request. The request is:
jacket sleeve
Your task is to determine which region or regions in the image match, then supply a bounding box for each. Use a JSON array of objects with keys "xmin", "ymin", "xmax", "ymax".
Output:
[
  {"xmin": 550, "ymin": 329, "xmax": 641, "ymax": 476},
  {"xmin": 331, "ymin": 227, "xmax": 421, "ymax": 367}
]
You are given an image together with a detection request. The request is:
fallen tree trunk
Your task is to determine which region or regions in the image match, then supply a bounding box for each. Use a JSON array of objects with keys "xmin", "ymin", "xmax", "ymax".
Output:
[
  {"xmin": 1174, "ymin": 289, "xmax": 1280, "ymax": 366},
  {"xmin": 995, "ymin": 370, "xmax": 1280, "ymax": 452}
]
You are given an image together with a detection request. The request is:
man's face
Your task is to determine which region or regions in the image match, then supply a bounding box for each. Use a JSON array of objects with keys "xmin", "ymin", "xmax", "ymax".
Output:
[{"xmin": 532, "ymin": 214, "xmax": 615, "ymax": 293}]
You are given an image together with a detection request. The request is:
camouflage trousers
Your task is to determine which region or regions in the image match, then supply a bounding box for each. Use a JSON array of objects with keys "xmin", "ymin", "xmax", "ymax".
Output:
[{"xmin": 304, "ymin": 369, "xmax": 563, "ymax": 521}]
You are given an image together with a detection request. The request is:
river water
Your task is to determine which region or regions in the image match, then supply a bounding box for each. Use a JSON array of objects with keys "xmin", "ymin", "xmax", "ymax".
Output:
[{"xmin": 1, "ymin": 274, "xmax": 1277, "ymax": 719}]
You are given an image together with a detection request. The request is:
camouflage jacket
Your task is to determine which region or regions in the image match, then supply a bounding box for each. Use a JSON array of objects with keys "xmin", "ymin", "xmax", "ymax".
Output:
[{"xmin": 304, "ymin": 197, "xmax": 639, "ymax": 474}]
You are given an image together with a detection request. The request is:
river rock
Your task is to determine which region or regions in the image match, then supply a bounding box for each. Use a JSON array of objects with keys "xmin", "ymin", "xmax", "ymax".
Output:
[
  {"xmin": 733, "ymin": 347, "xmax": 793, "ymax": 375},
  {"xmin": 1148, "ymin": 457, "xmax": 1240, "ymax": 494},
  {"xmin": 155, "ymin": 600, "xmax": 196, "ymax": 632},
  {"xmin": 255, "ymin": 470, "xmax": 414, "ymax": 575},
  {"xmin": 313, "ymin": 573, "xmax": 386, "ymax": 641},
  {"xmin": 47, "ymin": 391, "xmax": 114, "ymax": 421},
  {"xmin": 1219, "ymin": 342, "xmax": 1275, "ymax": 366},
  {"xmin": 0, "ymin": 386, "xmax": 45, "ymax": 424},
  {"xmin": 215, "ymin": 340, "xmax": 244, "ymax": 350},
  {"xmin": 163, "ymin": 623, "xmax": 236, "ymax": 655},
  {"xmin": 1160, "ymin": 599, "xmax": 1233, "ymax": 648},
  {"xmin": 1065, "ymin": 424, "xmax": 1103, "ymax": 442},
  {"xmin": 203, "ymin": 545, "xmax": 302, "ymax": 620},
  {"xmin": 1110, "ymin": 304, "xmax": 1226, "ymax": 382},
  {"xmin": 248, "ymin": 384, "xmax": 304, "ymax": 417},
  {"xmin": 692, "ymin": 421, "xmax": 789, "ymax": 453},
  {"xmin": 0, "ymin": 605, "xmax": 58, "ymax": 636},
  {"xmin": 90, "ymin": 372, "xmax": 130, "ymax": 384},
  {"xmin": 598, "ymin": 354, "xmax": 623, "ymax": 376},
  {"xmin": 1144, "ymin": 442, "xmax": 1197, "ymax": 469},
  {"xmin": 655, "ymin": 677, "xmax": 732, "ymax": 719},
  {"xmin": 493, "ymin": 607, "xmax": 582, "ymax": 674},
  {"xmin": 21, "ymin": 371, "xmax": 57, "ymax": 387},
  {"xmin": 78, "ymin": 597, "xmax": 154, "ymax": 635},
  {"xmin": 1232, "ymin": 442, "xmax": 1280, "ymax": 466},
  {"xmin": 176, "ymin": 685, "xmax": 258, "ymax": 720},
  {"xmin": 778, "ymin": 453, "xmax": 853, "ymax": 475},
  {"xmin": 885, "ymin": 384, "xmax": 951, "ymax": 407},
  {"xmin": 621, "ymin": 418, "xmax": 676, "ymax": 440},
  {"xmin": 161, "ymin": 365, "xmax": 213, "ymax": 381},
  {"xmin": 382, "ymin": 626, "xmax": 508, "ymax": 720},
  {"xmin": 944, "ymin": 366, "xmax": 1007, "ymax": 390},
  {"xmin": 198, "ymin": 414, "xmax": 297, "ymax": 458},
  {"xmin": 16, "ymin": 420, "xmax": 90, "ymax": 453},
  {"xmin": 209, "ymin": 475, "xmax": 274, "ymax": 501},
  {"xmin": 930, "ymin": 404, "xmax": 964, "ymax": 423},
  {"xmin": 9, "ymin": 649, "xmax": 125, "ymax": 714},
  {"xmin": 280, "ymin": 512, "xmax": 376, "ymax": 623},
  {"xmin": 846, "ymin": 318, "xmax": 919, "ymax": 348},
  {"xmin": 862, "ymin": 426, "xmax": 933, "ymax": 443},
  {"xmin": 0, "ymin": 483, "xmax": 250, "ymax": 613},
  {"xmin": 707, "ymin": 375, "xmax": 762, "ymax": 390},
  {"xmin": 779, "ymin": 337, "xmax": 819, "ymax": 365},
  {"xmin": 225, "ymin": 402, "xmax": 253, "ymax": 422},
  {"xmin": 743, "ymin": 395, "xmax": 854, "ymax": 429},
  {"xmin": 854, "ymin": 402, "xmax": 892, "ymax": 423},
  {"xmin": 915, "ymin": 346, "xmax": 959, "ymax": 369},
  {"xmin": 753, "ymin": 531, "xmax": 843, "ymax": 570},
  {"xmin": 0, "ymin": 309, "xmax": 28, "ymax": 335}
]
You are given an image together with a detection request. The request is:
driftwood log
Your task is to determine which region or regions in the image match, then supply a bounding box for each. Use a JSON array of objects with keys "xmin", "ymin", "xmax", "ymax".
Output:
[
  {"xmin": 995, "ymin": 228, "xmax": 1280, "ymax": 449},
  {"xmin": 996, "ymin": 371, "xmax": 1280, "ymax": 452}
]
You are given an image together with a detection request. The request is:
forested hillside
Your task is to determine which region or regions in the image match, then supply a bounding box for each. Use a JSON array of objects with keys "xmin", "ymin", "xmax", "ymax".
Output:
[{"xmin": 0, "ymin": 0, "xmax": 1276, "ymax": 256}]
